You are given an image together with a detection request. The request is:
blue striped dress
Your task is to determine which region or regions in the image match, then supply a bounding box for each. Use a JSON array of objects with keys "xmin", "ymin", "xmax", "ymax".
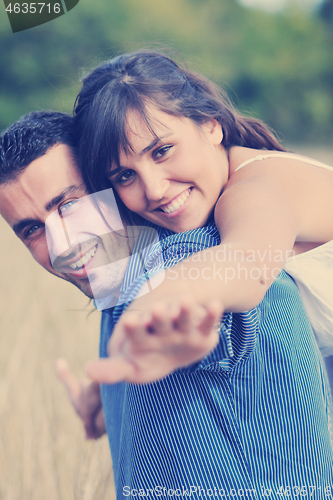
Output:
[{"xmin": 99, "ymin": 222, "xmax": 333, "ymax": 499}]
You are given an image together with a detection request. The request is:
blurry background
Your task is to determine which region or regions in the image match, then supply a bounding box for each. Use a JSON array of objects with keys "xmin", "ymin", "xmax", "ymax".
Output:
[
  {"xmin": 0, "ymin": 0, "xmax": 332, "ymax": 498},
  {"xmin": 1, "ymin": 0, "xmax": 333, "ymax": 143}
]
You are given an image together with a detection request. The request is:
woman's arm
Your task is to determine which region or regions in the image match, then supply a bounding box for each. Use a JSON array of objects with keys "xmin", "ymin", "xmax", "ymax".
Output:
[
  {"xmin": 86, "ymin": 157, "xmax": 333, "ymax": 384},
  {"xmin": 149, "ymin": 155, "xmax": 333, "ymax": 313},
  {"xmin": 125, "ymin": 160, "xmax": 300, "ymax": 314}
]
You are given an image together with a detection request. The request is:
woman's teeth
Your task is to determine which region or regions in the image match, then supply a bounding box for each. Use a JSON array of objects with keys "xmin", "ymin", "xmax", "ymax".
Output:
[
  {"xmin": 69, "ymin": 245, "xmax": 97, "ymax": 270},
  {"xmin": 161, "ymin": 189, "xmax": 191, "ymax": 214}
]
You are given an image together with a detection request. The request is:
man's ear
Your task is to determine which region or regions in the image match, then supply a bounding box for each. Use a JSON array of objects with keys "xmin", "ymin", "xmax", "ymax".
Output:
[{"xmin": 202, "ymin": 119, "xmax": 223, "ymax": 145}]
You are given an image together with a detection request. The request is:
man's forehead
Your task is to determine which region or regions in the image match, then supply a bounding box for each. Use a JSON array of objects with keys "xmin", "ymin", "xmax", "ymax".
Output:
[
  {"xmin": 24, "ymin": 143, "xmax": 83, "ymax": 185},
  {"xmin": 0, "ymin": 143, "xmax": 86, "ymax": 228}
]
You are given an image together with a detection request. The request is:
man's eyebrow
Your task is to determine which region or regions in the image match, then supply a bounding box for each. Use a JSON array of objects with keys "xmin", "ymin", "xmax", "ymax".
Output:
[
  {"xmin": 44, "ymin": 185, "xmax": 84, "ymax": 212},
  {"xmin": 108, "ymin": 133, "xmax": 173, "ymax": 178},
  {"xmin": 12, "ymin": 185, "xmax": 85, "ymax": 235}
]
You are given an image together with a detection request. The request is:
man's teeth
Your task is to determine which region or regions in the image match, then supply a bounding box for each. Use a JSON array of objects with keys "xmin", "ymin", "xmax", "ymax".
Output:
[
  {"xmin": 161, "ymin": 189, "xmax": 191, "ymax": 214},
  {"xmin": 69, "ymin": 245, "xmax": 97, "ymax": 270}
]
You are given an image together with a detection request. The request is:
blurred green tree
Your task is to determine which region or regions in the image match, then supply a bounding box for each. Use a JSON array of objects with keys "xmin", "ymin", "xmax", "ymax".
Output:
[
  {"xmin": 0, "ymin": 0, "xmax": 332, "ymax": 144},
  {"xmin": 319, "ymin": 0, "xmax": 333, "ymax": 23}
]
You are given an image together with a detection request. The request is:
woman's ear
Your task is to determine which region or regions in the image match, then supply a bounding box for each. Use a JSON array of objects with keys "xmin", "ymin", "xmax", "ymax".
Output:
[{"xmin": 202, "ymin": 119, "xmax": 223, "ymax": 145}]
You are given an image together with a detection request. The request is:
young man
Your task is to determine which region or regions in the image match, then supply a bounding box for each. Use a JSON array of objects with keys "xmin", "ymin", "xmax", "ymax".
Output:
[
  {"xmin": 0, "ymin": 110, "xmax": 133, "ymax": 439},
  {"xmin": 1, "ymin": 111, "xmax": 332, "ymax": 498}
]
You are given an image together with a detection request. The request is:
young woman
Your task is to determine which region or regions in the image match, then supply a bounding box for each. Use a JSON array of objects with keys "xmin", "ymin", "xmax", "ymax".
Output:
[
  {"xmin": 72, "ymin": 50, "xmax": 333, "ymax": 496},
  {"xmin": 73, "ymin": 50, "xmax": 333, "ymax": 382}
]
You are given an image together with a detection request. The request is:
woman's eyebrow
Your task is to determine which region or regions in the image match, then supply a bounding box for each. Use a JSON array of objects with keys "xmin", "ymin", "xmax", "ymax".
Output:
[
  {"xmin": 108, "ymin": 166, "xmax": 123, "ymax": 178},
  {"xmin": 139, "ymin": 133, "xmax": 172, "ymax": 157},
  {"xmin": 109, "ymin": 133, "xmax": 173, "ymax": 178}
]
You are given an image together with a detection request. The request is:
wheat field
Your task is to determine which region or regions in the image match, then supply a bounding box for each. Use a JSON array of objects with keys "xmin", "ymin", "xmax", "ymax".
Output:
[{"xmin": 0, "ymin": 146, "xmax": 332, "ymax": 499}]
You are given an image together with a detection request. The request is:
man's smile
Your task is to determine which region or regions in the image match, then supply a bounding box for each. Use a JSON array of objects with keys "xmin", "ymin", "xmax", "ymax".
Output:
[
  {"xmin": 53, "ymin": 241, "xmax": 100, "ymax": 277},
  {"xmin": 68, "ymin": 243, "xmax": 98, "ymax": 270}
]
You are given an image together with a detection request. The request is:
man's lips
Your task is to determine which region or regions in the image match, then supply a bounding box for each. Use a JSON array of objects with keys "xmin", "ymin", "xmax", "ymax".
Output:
[
  {"xmin": 68, "ymin": 244, "xmax": 98, "ymax": 270},
  {"xmin": 155, "ymin": 188, "xmax": 192, "ymax": 215},
  {"xmin": 54, "ymin": 243, "xmax": 98, "ymax": 274}
]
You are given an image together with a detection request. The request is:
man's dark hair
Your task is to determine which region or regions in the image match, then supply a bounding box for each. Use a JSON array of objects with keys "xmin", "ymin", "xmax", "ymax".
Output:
[{"xmin": 0, "ymin": 110, "xmax": 76, "ymax": 184}]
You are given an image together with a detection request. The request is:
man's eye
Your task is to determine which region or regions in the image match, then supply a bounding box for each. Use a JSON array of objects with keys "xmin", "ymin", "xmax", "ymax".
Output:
[
  {"xmin": 24, "ymin": 224, "xmax": 43, "ymax": 238},
  {"xmin": 153, "ymin": 145, "xmax": 172, "ymax": 160},
  {"xmin": 60, "ymin": 199, "xmax": 79, "ymax": 212}
]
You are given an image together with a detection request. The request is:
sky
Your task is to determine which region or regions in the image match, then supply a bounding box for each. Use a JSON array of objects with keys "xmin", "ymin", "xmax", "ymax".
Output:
[{"xmin": 238, "ymin": 0, "xmax": 323, "ymax": 13}]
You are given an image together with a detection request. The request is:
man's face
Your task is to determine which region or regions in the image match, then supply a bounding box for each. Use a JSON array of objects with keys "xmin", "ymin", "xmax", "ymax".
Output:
[{"xmin": 0, "ymin": 144, "xmax": 130, "ymax": 300}]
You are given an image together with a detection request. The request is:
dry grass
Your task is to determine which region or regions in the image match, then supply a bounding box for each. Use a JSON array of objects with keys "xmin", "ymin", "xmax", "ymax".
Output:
[{"xmin": 0, "ymin": 217, "xmax": 115, "ymax": 500}]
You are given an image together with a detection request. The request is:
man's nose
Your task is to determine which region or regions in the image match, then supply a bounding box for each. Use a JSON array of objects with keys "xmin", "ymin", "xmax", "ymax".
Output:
[{"xmin": 45, "ymin": 210, "xmax": 73, "ymax": 266}]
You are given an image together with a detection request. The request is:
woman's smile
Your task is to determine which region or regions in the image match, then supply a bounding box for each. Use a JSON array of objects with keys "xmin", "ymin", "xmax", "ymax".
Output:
[{"xmin": 156, "ymin": 187, "xmax": 192, "ymax": 215}]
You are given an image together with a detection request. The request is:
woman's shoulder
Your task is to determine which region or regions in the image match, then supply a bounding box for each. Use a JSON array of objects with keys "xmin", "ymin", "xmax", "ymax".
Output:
[
  {"xmin": 220, "ymin": 146, "xmax": 333, "ymax": 243},
  {"xmin": 228, "ymin": 146, "xmax": 264, "ymax": 174},
  {"xmin": 228, "ymin": 146, "xmax": 333, "ymax": 175}
]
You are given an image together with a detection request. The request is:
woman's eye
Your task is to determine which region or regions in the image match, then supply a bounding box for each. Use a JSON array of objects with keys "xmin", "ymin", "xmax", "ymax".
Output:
[
  {"xmin": 115, "ymin": 170, "xmax": 135, "ymax": 185},
  {"xmin": 153, "ymin": 145, "xmax": 172, "ymax": 160}
]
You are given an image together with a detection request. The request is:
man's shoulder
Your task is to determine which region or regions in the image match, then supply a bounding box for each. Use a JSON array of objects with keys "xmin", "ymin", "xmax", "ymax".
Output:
[
  {"xmin": 129, "ymin": 221, "xmax": 221, "ymax": 275},
  {"xmin": 147, "ymin": 222, "xmax": 221, "ymax": 266},
  {"xmin": 152, "ymin": 221, "xmax": 220, "ymax": 249},
  {"xmin": 137, "ymin": 220, "xmax": 220, "ymax": 245}
]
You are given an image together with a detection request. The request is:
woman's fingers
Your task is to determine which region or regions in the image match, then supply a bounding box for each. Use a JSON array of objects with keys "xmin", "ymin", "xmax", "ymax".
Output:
[
  {"xmin": 108, "ymin": 312, "xmax": 148, "ymax": 356},
  {"xmin": 147, "ymin": 304, "xmax": 173, "ymax": 335},
  {"xmin": 198, "ymin": 300, "xmax": 224, "ymax": 336},
  {"xmin": 95, "ymin": 297, "xmax": 225, "ymax": 385},
  {"xmin": 86, "ymin": 357, "xmax": 135, "ymax": 384},
  {"xmin": 172, "ymin": 299, "xmax": 206, "ymax": 333}
]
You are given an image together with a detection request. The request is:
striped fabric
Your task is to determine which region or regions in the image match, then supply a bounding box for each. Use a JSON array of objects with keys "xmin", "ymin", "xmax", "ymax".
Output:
[{"xmin": 99, "ymin": 223, "xmax": 333, "ymax": 499}]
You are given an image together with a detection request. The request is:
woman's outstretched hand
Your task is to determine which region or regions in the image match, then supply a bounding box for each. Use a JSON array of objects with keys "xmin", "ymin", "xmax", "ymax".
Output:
[
  {"xmin": 56, "ymin": 359, "xmax": 106, "ymax": 439},
  {"xmin": 86, "ymin": 298, "xmax": 223, "ymax": 385}
]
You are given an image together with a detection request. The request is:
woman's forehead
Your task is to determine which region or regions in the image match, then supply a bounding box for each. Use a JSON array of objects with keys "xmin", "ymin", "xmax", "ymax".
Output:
[
  {"xmin": 122, "ymin": 107, "xmax": 169, "ymax": 152},
  {"xmin": 124, "ymin": 103, "xmax": 189, "ymax": 139}
]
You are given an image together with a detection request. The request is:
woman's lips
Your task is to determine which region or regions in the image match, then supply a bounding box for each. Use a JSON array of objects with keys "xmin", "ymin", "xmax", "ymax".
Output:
[{"xmin": 157, "ymin": 188, "xmax": 192, "ymax": 215}]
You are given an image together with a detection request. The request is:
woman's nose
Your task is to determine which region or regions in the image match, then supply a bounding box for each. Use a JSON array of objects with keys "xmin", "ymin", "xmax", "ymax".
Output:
[{"xmin": 142, "ymin": 175, "xmax": 170, "ymax": 202}]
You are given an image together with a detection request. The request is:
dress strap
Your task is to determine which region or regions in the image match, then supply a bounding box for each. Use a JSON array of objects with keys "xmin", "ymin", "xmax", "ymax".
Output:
[{"xmin": 235, "ymin": 152, "xmax": 333, "ymax": 173}]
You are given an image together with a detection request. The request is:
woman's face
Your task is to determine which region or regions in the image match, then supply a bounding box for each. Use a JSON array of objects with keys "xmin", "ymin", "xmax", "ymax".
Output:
[{"xmin": 108, "ymin": 105, "xmax": 229, "ymax": 233}]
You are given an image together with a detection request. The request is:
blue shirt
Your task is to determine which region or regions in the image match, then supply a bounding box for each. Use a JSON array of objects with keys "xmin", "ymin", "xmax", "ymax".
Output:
[{"xmin": 100, "ymin": 223, "xmax": 333, "ymax": 499}]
